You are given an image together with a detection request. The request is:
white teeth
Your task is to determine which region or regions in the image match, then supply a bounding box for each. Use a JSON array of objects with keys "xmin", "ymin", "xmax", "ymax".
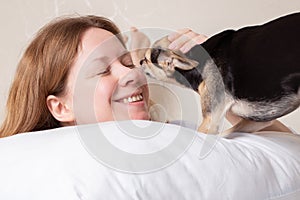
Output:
[{"xmin": 123, "ymin": 94, "xmax": 143, "ymax": 103}]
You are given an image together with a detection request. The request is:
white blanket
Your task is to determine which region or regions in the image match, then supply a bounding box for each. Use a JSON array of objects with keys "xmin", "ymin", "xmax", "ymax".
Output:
[{"xmin": 0, "ymin": 121, "xmax": 299, "ymax": 200}]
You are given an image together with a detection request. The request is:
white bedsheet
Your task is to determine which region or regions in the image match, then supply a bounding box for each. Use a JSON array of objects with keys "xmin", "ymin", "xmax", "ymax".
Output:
[{"xmin": 0, "ymin": 121, "xmax": 299, "ymax": 200}]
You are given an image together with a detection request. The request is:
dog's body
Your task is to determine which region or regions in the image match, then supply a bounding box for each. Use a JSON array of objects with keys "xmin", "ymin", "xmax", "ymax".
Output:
[{"xmin": 141, "ymin": 13, "xmax": 300, "ymax": 134}]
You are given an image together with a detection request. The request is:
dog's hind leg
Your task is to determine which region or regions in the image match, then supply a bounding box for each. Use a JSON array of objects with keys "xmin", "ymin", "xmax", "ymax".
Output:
[
  {"xmin": 221, "ymin": 118, "xmax": 294, "ymax": 136},
  {"xmin": 221, "ymin": 119, "xmax": 273, "ymax": 136}
]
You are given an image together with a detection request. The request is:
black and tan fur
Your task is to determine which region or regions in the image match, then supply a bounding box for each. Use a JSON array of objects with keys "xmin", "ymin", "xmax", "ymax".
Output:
[{"xmin": 140, "ymin": 13, "xmax": 300, "ymax": 135}]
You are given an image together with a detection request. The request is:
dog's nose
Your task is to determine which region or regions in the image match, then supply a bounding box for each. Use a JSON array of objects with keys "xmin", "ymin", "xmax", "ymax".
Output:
[
  {"xmin": 140, "ymin": 58, "xmax": 147, "ymax": 65},
  {"xmin": 150, "ymin": 48, "xmax": 161, "ymax": 63}
]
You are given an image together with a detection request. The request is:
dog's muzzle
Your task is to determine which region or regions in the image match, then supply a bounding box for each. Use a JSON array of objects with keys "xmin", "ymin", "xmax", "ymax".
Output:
[
  {"xmin": 139, "ymin": 48, "xmax": 162, "ymax": 67},
  {"xmin": 140, "ymin": 57, "xmax": 147, "ymax": 65}
]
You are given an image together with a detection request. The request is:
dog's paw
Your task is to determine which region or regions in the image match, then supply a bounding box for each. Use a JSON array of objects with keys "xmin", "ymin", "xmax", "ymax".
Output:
[{"xmin": 198, "ymin": 126, "xmax": 220, "ymax": 135}]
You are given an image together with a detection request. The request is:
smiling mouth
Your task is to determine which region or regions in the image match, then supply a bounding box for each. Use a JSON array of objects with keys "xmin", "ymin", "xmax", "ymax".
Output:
[{"xmin": 122, "ymin": 93, "xmax": 143, "ymax": 103}]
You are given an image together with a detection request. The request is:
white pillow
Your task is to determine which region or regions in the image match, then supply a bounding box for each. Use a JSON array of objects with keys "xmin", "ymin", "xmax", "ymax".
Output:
[{"xmin": 0, "ymin": 121, "xmax": 299, "ymax": 200}]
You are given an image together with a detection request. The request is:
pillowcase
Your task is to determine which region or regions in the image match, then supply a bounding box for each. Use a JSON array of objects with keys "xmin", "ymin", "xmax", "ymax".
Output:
[{"xmin": 0, "ymin": 120, "xmax": 299, "ymax": 200}]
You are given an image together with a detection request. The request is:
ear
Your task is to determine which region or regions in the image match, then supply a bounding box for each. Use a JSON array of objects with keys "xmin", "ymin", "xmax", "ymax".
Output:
[
  {"xmin": 171, "ymin": 53, "xmax": 199, "ymax": 70},
  {"xmin": 46, "ymin": 95, "xmax": 75, "ymax": 124}
]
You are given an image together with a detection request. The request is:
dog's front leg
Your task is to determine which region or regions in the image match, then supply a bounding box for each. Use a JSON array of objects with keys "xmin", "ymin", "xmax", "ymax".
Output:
[
  {"xmin": 197, "ymin": 61, "xmax": 226, "ymax": 134},
  {"xmin": 198, "ymin": 81, "xmax": 213, "ymax": 133},
  {"xmin": 198, "ymin": 82, "xmax": 226, "ymax": 134}
]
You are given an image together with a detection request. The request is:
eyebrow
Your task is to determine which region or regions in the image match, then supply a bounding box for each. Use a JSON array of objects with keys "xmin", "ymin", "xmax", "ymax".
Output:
[{"xmin": 90, "ymin": 50, "xmax": 131, "ymax": 65}]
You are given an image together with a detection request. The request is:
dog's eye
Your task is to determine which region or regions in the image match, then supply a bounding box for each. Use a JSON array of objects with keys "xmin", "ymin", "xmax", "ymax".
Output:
[{"xmin": 150, "ymin": 48, "xmax": 161, "ymax": 63}]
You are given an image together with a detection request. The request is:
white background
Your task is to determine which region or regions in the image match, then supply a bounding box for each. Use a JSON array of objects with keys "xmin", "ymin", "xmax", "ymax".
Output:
[{"xmin": 0, "ymin": 0, "xmax": 299, "ymax": 131}]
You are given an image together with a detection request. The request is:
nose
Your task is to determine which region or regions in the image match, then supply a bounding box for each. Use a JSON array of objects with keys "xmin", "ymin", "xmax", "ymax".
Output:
[{"xmin": 112, "ymin": 61, "xmax": 146, "ymax": 87}]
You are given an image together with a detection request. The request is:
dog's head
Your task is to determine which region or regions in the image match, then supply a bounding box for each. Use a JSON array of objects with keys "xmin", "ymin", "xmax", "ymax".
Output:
[{"xmin": 140, "ymin": 36, "xmax": 199, "ymax": 85}]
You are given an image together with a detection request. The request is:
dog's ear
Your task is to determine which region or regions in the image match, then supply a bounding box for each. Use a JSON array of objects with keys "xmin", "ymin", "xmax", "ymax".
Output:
[
  {"xmin": 171, "ymin": 52, "xmax": 199, "ymax": 70},
  {"xmin": 156, "ymin": 50, "xmax": 198, "ymax": 72},
  {"xmin": 153, "ymin": 36, "xmax": 198, "ymax": 70}
]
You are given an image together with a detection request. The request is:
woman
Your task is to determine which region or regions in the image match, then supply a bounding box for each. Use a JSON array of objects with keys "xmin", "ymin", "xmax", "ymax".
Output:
[{"xmin": 0, "ymin": 15, "xmax": 206, "ymax": 137}]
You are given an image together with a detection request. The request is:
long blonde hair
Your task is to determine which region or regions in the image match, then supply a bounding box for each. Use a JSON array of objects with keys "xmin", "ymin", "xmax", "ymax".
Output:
[{"xmin": 0, "ymin": 15, "xmax": 123, "ymax": 137}]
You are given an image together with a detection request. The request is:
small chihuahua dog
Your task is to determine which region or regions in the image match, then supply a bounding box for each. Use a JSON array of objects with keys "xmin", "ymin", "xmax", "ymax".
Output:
[{"xmin": 140, "ymin": 13, "xmax": 300, "ymax": 135}]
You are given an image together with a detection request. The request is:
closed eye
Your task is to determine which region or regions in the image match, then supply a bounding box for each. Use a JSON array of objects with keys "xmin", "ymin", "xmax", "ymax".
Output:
[
  {"xmin": 125, "ymin": 64, "xmax": 136, "ymax": 69},
  {"xmin": 121, "ymin": 52, "xmax": 135, "ymax": 68},
  {"xmin": 96, "ymin": 66, "xmax": 111, "ymax": 76}
]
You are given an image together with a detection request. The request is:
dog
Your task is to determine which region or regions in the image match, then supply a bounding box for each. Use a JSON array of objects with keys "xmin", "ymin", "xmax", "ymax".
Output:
[{"xmin": 140, "ymin": 12, "xmax": 300, "ymax": 135}]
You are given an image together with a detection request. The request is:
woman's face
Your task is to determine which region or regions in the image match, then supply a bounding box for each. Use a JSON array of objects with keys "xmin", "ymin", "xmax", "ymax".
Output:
[{"xmin": 65, "ymin": 27, "xmax": 150, "ymax": 124}]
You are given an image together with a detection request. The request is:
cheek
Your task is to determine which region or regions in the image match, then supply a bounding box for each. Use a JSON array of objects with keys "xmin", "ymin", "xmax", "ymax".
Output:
[
  {"xmin": 143, "ymin": 84, "xmax": 150, "ymax": 104},
  {"xmin": 93, "ymin": 78, "xmax": 116, "ymax": 121},
  {"xmin": 95, "ymin": 79, "xmax": 114, "ymax": 101}
]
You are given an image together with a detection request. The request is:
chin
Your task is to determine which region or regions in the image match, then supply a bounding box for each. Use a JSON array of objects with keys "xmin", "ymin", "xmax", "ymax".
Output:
[{"xmin": 129, "ymin": 112, "xmax": 150, "ymax": 121}]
